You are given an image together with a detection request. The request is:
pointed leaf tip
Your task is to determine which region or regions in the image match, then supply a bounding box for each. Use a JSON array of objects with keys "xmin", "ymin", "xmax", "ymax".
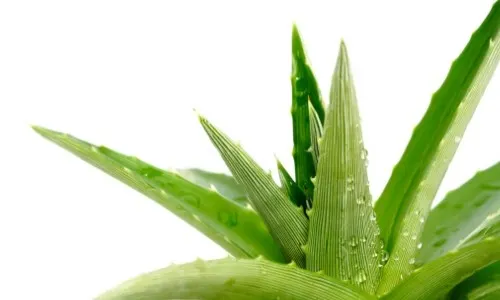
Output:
[
  {"xmin": 292, "ymin": 24, "xmax": 305, "ymax": 59},
  {"xmin": 199, "ymin": 116, "xmax": 308, "ymax": 266},
  {"xmin": 31, "ymin": 125, "xmax": 51, "ymax": 135},
  {"xmin": 334, "ymin": 40, "xmax": 351, "ymax": 76}
]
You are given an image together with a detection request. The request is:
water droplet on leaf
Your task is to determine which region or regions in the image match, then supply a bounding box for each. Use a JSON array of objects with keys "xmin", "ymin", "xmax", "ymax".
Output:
[
  {"xmin": 354, "ymin": 270, "xmax": 367, "ymax": 284},
  {"xmin": 361, "ymin": 149, "xmax": 368, "ymax": 160},
  {"xmin": 349, "ymin": 236, "xmax": 358, "ymax": 248}
]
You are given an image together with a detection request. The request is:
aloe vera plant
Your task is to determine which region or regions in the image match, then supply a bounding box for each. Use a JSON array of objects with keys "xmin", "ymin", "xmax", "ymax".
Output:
[{"xmin": 33, "ymin": 2, "xmax": 500, "ymax": 299}]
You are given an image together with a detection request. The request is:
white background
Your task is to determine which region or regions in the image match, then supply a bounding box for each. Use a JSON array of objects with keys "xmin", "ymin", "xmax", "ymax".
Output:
[{"xmin": 1, "ymin": 0, "xmax": 499, "ymax": 299}]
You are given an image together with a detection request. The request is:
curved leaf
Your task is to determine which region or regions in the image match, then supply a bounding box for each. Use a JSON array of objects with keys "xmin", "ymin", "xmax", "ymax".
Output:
[
  {"xmin": 450, "ymin": 262, "xmax": 500, "ymax": 300},
  {"xmin": 307, "ymin": 42, "xmax": 382, "ymax": 293},
  {"xmin": 418, "ymin": 163, "xmax": 500, "ymax": 264},
  {"xmin": 382, "ymin": 238, "xmax": 500, "ymax": 299},
  {"xmin": 376, "ymin": 2, "xmax": 500, "ymax": 293},
  {"xmin": 32, "ymin": 126, "xmax": 286, "ymax": 262},
  {"xmin": 96, "ymin": 258, "xmax": 376, "ymax": 300},
  {"xmin": 199, "ymin": 116, "xmax": 309, "ymax": 266}
]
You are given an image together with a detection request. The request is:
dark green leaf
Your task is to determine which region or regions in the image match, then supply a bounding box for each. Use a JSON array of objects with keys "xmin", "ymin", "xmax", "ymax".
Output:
[
  {"xmin": 277, "ymin": 160, "xmax": 306, "ymax": 207},
  {"xmin": 450, "ymin": 262, "xmax": 500, "ymax": 300},
  {"xmin": 291, "ymin": 25, "xmax": 324, "ymax": 202}
]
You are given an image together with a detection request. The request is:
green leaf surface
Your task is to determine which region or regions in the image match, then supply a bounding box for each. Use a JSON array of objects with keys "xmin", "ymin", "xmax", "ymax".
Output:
[
  {"xmin": 96, "ymin": 258, "xmax": 376, "ymax": 300},
  {"xmin": 451, "ymin": 262, "xmax": 500, "ymax": 300},
  {"xmin": 33, "ymin": 126, "xmax": 286, "ymax": 262},
  {"xmin": 418, "ymin": 163, "xmax": 500, "ymax": 264},
  {"xmin": 199, "ymin": 116, "xmax": 308, "ymax": 266},
  {"xmin": 308, "ymin": 102, "xmax": 323, "ymax": 170},
  {"xmin": 176, "ymin": 168, "xmax": 249, "ymax": 206},
  {"xmin": 376, "ymin": 2, "xmax": 500, "ymax": 293},
  {"xmin": 291, "ymin": 25, "xmax": 323, "ymax": 202},
  {"xmin": 292, "ymin": 25, "xmax": 325, "ymax": 124},
  {"xmin": 277, "ymin": 160, "xmax": 306, "ymax": 207},
  {"xmin": 306, "ymin": 42, "xmax": 382, "ymax": 293},
  {"xmin": 382, "ymin": 238, "xmax": 500, "ymax": 299}
]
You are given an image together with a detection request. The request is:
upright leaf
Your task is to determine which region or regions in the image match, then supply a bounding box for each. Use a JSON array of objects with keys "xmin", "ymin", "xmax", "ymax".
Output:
[
  {"xmin": 418, "ymin": 163, "xmax": 500, "ymax": 264},
  {"xmin": 376, "ymin": 2, "xmax": 500, "ymax": 293},
  {"xmin": 307, "ymin": 42, "xmax": 382, "ymax": 293},
  {"xmin": 292, "ymin": 25, "xmax": 325, "ymax": 124},
  {"xmin": 199, "ymin": 116, "xmax": 309, "ymax": 266},
  {"xmin": 291, "ymin": 25, "xmax": 324, "ymax": 202},
  {"xmin": 381, "ymin": 238, "xmax": 500, "ymax": 299},
  {"xmin": 450, "ymin": 262, "xmax": 500, "ymax": 300},
  {"xmin": 33, "ymin": 126, "xmax": 286, "ymax": 262},
  {"xmin": 176, "ymin": 168, "xmax": 249, "ymax": 206},
  {"xmin": 277, "ymin": 160, "xmax": 306, "ymax": 207},
  {"xmin": 309, "ymin": 102, "xmax": 323, "ymax": 169},
  {"xmin": 97, "ymin": 258, "xmax": 376, "ymax": 300}
]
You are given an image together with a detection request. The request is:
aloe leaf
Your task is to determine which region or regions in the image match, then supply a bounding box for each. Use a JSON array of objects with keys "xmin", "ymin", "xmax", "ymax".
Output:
[
  {"xmin": 450, "ymin": 262, "xmax": 500, "ymax": 300},
  {"xmin": 375, "ymin": 2, "xmax": 500, "ymax": 293},
  {"xmin": 418, "ymin": 163, "xmax": 500, "ymax": 264},
  {"xmin": 291, "ymin": 25, "xmax": 323, "ymax": 202},
  {"xmin": 381, "ymin": 238, "xmax": 500, "ymax": 299},
  {"xmin": 199, "ymin": 116, "xmax": 309, "ymax": 266},
  {"xmin": 96, "ymin": 258, "xmax": 376, "ymax": 300},
  {"xmin": 306, "ymin": 42, "xmax": 382, "ymax": 293},
  {"xmin": 176, "ymin": 168, "xmax": 249, "ymax": 206},
  {"xmin": 32, "ymin": 126, "xmax": 286, "ymax": 262},
  {"xmin": 292, "ymin": 25, "xmax": 325, "ymax": 124},
  {"xmin": 277, "ymin": 160, "xmax": 306, "ymax": 207},
  {"xmin": 308, "ymin": 102, "xmax": 323, "ymax": 169}
]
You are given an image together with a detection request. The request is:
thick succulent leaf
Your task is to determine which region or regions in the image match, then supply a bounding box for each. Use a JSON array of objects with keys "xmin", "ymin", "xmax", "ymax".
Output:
[
  {"xmin": 450, "ymin": 262, "xmax": 500, "ymax": 300},
  {"xmin": 376, "ymin": 2, "xmax": 500, "ymax": 293},
  {"xmin": 291, "ymin": 25, "xmax": 323, "ymax": 202},
  {"xmin": 199, "ymin": 116, "xmax": 309, "ymax": 266},
  {"xmin": 381, "ymin": 238, "xmax": 500, "ymax": 299},
  {"xmin": 277, "ymin": 160, "xmax": 306, "ymax": 207},
  {"xmin": 418, "ymin": 163, "xmax": 500, "ymax": 264},
  {"xmin": 32, "ymin": 126, "xmax": 286, "ymax": 262},
  {"xmin": 292, "ymin": 25, "xmax": 325, "ymax": 124},
  {"xmin": 307, "ymin": 42, "xmax": 382, "ymax": 293},
  {"xmin": 176, "ymin": 168, "xmax": 249, "ymax": 206},
  {"xmin": 97, "ymin": 258, "xmax": 376, "ymax": 300},
  {"xmin": 308, "ymin": 102, "xmax": 323, "ymax": 169}
]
